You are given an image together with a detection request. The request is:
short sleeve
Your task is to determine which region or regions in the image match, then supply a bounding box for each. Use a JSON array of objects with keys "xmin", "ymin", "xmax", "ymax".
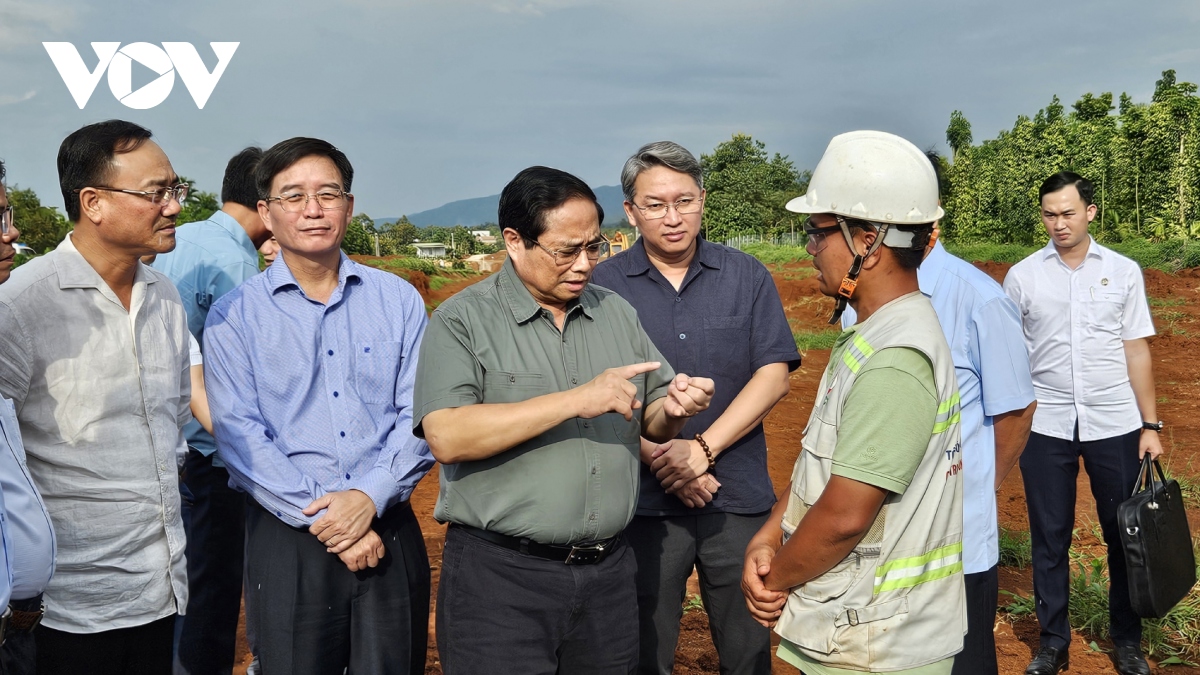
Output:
[
  {"xmin": 973, "ymin": 297, "xmax": 1036, "ymax": 417},
  {"xmin": 412, "ymin": 310, "xmax": 484, "ymax": 437},
  {"xmin": 188, "ymin": 333, "xmax": 203, "ymax": 368},
  {"xmin": 750, "ymin": 267, "xmax": 802, "ymax": 372},
  {"xmin": 639, "ymin": 320, "xmax": 676, "ymax": 405},
  {"xmin": 1120, "ymin": 264, "xmax": 1155, "ymax": 341},
  {"xmin": 831, "ymin": 347, "xmax": 938, "ymax": 494}
]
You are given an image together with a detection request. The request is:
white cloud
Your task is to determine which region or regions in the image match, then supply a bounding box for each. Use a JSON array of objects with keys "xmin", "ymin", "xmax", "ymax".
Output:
[
  {"xmin": 0, "ymin": 89, "xmax": 37, "ymax": 106},
  {"xmin": 0, "ymin": 0, "xmax": 75, "ymax": 50}
]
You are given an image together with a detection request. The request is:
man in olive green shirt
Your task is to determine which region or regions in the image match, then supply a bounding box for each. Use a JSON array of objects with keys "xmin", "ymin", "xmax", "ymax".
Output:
[{"xmin": 414, "ymin": 166, "xmax": 715, "ymax": 675}]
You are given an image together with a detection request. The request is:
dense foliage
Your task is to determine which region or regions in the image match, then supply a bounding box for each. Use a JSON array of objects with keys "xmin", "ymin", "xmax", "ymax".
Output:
[{"xmin": 942, "ymin": 70, "xmax": 1200, "ymax": 246}]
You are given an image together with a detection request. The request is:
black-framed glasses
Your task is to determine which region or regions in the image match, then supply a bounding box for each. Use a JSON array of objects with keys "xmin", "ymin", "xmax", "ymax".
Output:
[
  {"xmin": 266, "ymin": 190, "xmax": 350, "ymax": 213},
  {"xmin": 1, "ymin": 205, "xmax": 12, "ymax": 236},
  {"xmin": 88, "ymin": 184, "xmax": 190, "ymax": 207},
  {"xmin": 629, "ymin": 196, "xmax": 704, "ymax": 220},
  {"xmin": 529, "ymin": 235, "xmax": 610, "ymax": 266},
  {"xmin": 803, "ymin": 220, "xmax": 842, "ymax": 255}
]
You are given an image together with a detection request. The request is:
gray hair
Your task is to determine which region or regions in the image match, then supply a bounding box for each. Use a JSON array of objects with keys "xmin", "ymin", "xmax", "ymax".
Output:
[{"xmin": 620, "ymin": 141, "xmax": 703, "ymax": 201}]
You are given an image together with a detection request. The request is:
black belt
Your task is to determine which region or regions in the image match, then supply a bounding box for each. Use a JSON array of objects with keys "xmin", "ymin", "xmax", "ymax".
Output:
[{"xmin": 454, "ymin": 524, "xmax": 621, "ymax": 565}]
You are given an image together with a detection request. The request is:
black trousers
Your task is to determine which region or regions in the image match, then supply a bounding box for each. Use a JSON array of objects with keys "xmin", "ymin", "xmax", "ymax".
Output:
[
  {"xmin": 1020, "ymin": 428, "xmax": 1143, "ymax": 650},
  {"xmin": 35, "ymin": 615, "xmax": 175, "ymax": 675},
  {"xmin": 244, "ymin": 499, "xmax": 430, "ymax": 675},
  {"xmin": 623, "ymin": 512, "xmax": 772, "ymax": 675},
  {"xmin": 950, "ymin": 566, "xmax": 999, "ymax": 675},
  {"xmin": 0, "ymin": 595, "xmax": 42, "ymax": 675},
  {"xmin": 175, "ymin": 450, "xmax": 245, "ymax": 675},
  {"xmin": 437, "ymin": 525, "xmax": 639, "ymax": 675}
]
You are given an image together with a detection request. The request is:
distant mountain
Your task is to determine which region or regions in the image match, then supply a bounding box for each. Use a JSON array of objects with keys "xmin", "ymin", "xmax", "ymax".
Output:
[{"xmin": 377, "ymin": 185, "xmax": 628, "ymax": 227}]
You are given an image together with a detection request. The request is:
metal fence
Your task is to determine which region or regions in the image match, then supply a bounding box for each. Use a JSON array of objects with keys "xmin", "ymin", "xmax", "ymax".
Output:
[{"xmin": 722, "ymin": 232, "xmax": 806, "ymax": 249}]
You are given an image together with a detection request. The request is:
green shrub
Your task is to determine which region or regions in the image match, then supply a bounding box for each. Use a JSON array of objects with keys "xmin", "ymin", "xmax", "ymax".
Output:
[
  {"xmin": 741, "ymin": 243, "xmax": 810, "ymax": 265},
  {"xmin": 794, "ymin": 329, "xmax": 841, "ymax": 352},
  {"xmin": 998, "ymin": 528, "xmax": 1033, "ymax": 569}
]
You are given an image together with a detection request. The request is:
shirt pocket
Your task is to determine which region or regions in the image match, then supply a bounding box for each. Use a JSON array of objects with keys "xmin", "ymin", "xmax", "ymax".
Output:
[
  {"xmin": 1084, "ymin": 293, "xmax": 1124, "ymax": 332},
  {"xmin": 703, "ymin": 314, "xmax": 752, "ymax": 378},
  {"xmin": 353, "ymin": 341, "xmax": 403, "ymax": 405},
  {"xmin": 481, "ymin": 371, "xmax": 547, "ymax": 404}
]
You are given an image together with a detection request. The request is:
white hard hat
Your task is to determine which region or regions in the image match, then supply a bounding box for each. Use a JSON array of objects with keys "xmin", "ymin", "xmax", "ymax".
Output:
[{"xmin": 786, "ymin": 130, "xmax": 944, "ymax": 224}]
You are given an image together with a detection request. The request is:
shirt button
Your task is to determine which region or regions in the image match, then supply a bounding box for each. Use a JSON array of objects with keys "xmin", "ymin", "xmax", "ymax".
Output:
[
  {"xmin": 327, "ymin": 350, "xmax": 334, "ymax": 356},
  {"xmin": 675, "ymin": 297, "xmax": 681, "ymax": 303},
  {"xmin": 589, "ymin": 513, "xmax": 597, "ymax": 521},
  {"xmin": 679, "ymin": 333, "xmax": 686, "ymax": 340},
  {"xmin": 591, "ymin": 466, "xmax": 597, "ymax": 475},
  {"xmin": 340, "ymin": 431, "xmax": 346, "ymax": 438},
  {"xmin": 333, "ymin": 391, "xmax": 339, "ymax": 398},
  {"xmin": 571, "ymin": 377, "xmax": 577, "ymax": 384},
  {"xmin": 345, "ymin": 473, "xmax": 351, "ymax": 480}
]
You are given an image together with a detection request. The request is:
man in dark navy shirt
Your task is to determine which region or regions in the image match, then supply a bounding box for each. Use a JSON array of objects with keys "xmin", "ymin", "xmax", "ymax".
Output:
[{"xmin": 592, "ymin": 141, "xmax": 800, "ymax": 675}]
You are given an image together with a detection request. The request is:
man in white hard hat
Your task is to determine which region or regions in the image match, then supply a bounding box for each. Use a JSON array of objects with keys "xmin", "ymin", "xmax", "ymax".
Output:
[
  {"xmin": 841, "ymin": 151, "xmax": 1036, "ymax": 675},
  {"xmin": 741, "ymin": 130, "xmax": 967, "ymax": 674}
]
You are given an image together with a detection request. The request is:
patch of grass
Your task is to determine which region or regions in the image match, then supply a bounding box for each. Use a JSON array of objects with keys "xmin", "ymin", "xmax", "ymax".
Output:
[
  {"xmin": 998, "ymin": 528, "xmax": 1032, "ymax": 569},
  {"xmin": 1000, "ymin": 589, "xmax": 1036, "ymax": 617},
  {"xmin": 682, "ymin": 594, "xmax": 705, "ymax": 614},
  {"xmin": 794, "ymin": 329, "xmax": 841, "ymax": 352},
  {"xmin": 1162, "ymin": 458, "xmax": 1200, "ymax": 507},
  {"xmin": 741, "ymin": 243, "xmax": 811, "ymax": 265},
  {"xmin": 1150, "ymin": 297, "xmax": 1187, "ymax": 307}
]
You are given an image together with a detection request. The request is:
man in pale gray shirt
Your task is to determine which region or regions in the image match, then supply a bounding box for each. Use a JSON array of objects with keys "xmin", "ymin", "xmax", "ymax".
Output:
[{"xmin": 0, "ymin": 120, "xmax": 191, "ymax": 674}]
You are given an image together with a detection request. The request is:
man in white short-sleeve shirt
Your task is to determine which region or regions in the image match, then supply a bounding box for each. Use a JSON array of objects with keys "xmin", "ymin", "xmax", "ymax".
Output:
[{"xmin": 1003, "ymin": 171, "xmax": 1162, "ymax": 675}]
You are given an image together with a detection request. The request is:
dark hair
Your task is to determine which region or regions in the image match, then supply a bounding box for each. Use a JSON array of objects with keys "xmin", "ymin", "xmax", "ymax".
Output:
[
  {"xmin": 57, "ymin": 120, "xmax": 153, "ymax": 222},
  {"xmin": 221, "ymin": 147, "xmax": 262, "ymax": 208},
  {"xmin": 925, "ymin": 150, "xmax": 943, "ymax": 194},
  {"xmin": 0, "ymin": 158, "xmax": 6, "ymax": 183},
  {"xmin": 255, "ymin": 137, "xmax": 353, "ymax": 200},
  {"xmin": 1039, "ymin": 171, "xmax": 1094, "ymax": 206},
  {"xmin": 498, "ymin": 166, "xmax": 604, "ymax": 245}
]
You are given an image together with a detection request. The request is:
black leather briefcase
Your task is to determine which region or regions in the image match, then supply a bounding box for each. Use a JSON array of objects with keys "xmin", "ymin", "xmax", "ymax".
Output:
[{"xmin": 1117, "ymin": 456, "xmax": 1197, "ymax": 618}]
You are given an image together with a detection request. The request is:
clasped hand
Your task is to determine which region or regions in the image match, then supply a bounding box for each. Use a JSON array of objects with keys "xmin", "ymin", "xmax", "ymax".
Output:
[{"xmin": 304, "ymin": 489, "xmax": 385, "ymax": 570}]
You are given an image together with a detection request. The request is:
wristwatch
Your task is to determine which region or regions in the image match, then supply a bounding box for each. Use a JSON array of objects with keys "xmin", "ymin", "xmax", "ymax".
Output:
[{"xmin": 1142, "ymin": 421, "xmax": 1164, "ymax": 432}]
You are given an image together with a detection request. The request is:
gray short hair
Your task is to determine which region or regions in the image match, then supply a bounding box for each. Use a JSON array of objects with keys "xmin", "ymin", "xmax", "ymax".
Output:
[{"xmin": 620, "ymin": 141, "xmax": 703, "ymax": 201}]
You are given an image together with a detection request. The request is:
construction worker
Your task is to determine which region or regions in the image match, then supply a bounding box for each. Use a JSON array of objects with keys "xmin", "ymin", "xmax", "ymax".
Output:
[{"xmin": 742, "ymin": 130, "xmax": 967, "ymax": 674}]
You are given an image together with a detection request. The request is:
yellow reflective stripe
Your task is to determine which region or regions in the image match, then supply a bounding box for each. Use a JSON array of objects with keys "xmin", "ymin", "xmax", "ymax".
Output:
[
  {"xmin": 932, "ymin": 412, "xmax": 961, "ymax": 434},
  {"xmin": 932, "ymin": 392, "xmax": 961, "ymax": 434},
  {"xmin": 873, "ymin": 543, "xmax": 963, "ymax": 594},
  {"xmin": 936, "ymin": 392, "xmax": 960, "ymax": 415},
  {"xmin": 840, "ymin": 334, "xmax": 876, "ymax": 374}
]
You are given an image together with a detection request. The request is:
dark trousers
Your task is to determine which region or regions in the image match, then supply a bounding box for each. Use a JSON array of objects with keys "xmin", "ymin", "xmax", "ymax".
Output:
[
  {"xmin": 175, "ymin": 450, "xmax": 245, "ymax": 675},
  {"xmin": 244, "ymin": 499, "xmax": 430, "ymax": 675},
  {"xmin": 437, "ymin": 525, "xmax": 639, "ymax": 675},
  {"xmin": 0, "ymin": 595, "xmax": 41, "ymax": 675},
  {"xmin": 950, "ymin": 566, "xmax": 999, "ymax": 675},
  {"xmin": 623, "ymin": 512, "xmax": 772, "ymax": 675},
  {"xmin": 1020, "ymin": 428, "xmax": 1143, "ymax": 650},
  {"xmin": 35, "ymin": 615, "xmax": 175, "ymax": 675}
]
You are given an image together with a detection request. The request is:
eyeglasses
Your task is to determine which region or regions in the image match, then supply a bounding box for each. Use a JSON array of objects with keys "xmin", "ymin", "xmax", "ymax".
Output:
[
  {"xmin": 266, "ymin": 190, "xmax": 350, "ymax": 213},
  {"xmin": 529, "ymin": 235, "xmax": 610, "ymax": 266},
  {"xmin": 88, "ymin": 184, "xmax": 190, "ymax": 207},
  {"xmin": 630, "ymin": 196, "xmax": 704, "ymax": 220},
  {"xmin": 1, "ymin": 206, "xmax": 12, "ymax": 236},
  {"xmin": 804, "ymin": 221, "xmax": 842, "ymax": 255}
]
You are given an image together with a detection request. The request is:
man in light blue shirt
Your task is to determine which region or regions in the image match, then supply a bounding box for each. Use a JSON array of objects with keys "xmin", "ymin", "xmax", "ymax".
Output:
[
  {"xmin": 841, "ymin": 153, "xmax": 1036, "ymax": 675},
  {"xmin": 204, "ymin": 137, "xmax": 433, "ymax": 674},
  {"xmin": 0, "ymin": 159, "xmax": 56, "ymax": 675},
  {"xmin": 152, "ymin": 147, "xmax": 270, "ymax": 675}
]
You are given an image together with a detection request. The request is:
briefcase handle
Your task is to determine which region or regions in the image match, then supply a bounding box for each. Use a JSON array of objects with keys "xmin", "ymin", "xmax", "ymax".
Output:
[{"xmin": 1130, "ymin": 455, "xmax": 1170, "ymax": 503}]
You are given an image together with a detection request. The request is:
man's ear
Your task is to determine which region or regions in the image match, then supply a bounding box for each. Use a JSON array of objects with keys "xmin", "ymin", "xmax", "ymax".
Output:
[{"xmin": 79, "ymin": 188, "xmax": 103, "ymax": 226}]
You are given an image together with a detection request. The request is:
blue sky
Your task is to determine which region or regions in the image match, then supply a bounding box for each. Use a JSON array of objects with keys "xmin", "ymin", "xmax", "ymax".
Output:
[{"xmin": 1, "ymin": 0, "xmax": 1198, "ymax": 218}]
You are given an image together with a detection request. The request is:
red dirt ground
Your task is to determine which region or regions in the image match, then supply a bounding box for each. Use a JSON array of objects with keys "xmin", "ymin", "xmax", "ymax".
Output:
[{"xmin": 232, "ymin": 256, "xmax": 1200, "ymax": 674}]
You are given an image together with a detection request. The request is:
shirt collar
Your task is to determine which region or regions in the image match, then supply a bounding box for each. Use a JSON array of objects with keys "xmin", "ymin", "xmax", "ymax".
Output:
[
  {"xmin": 498, "ymin": 255, "xmax": 592, "ymax": 324},
  {"xmin": 620, "ymin": 236, "xmax": 722, "ymax": 277},
  {"xmin": 916, "ymin": 239, "xmax": 948, "ymax": 297},
  {"xmin": 206, "ymin": 210, "xmax": 258, "ymax": 259},
  {"xmin": 1041, "ymin": 235, "xmax": 1103, "ymax": 263},
  {"xmin": 54, "ymin": 232, "xmax": 158, "ymax": 290},
  {"xmin": 265, "ymin": 249, "xmax": 361, "ymax": 297}
]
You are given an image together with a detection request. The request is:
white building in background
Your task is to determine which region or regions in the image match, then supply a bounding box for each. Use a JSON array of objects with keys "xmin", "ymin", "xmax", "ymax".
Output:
[
  {"xmin": 414, "ymin": 242, "xmax": 447, "ymax": 258},
  {"xmin": 471, "ymin": 230, "xmax": 497, "ymax": 245}
]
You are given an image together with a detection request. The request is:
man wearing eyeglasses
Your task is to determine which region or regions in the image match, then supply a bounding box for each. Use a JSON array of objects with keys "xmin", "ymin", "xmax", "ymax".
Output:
[
  {"xmin": 202, "ymin": 137, "xmax": 433, "ymax": 674},
  {"xmin": 414, "ymin": 166, "xmax": 715, "ymax": 674},
  {"xmin": 0, "ymin": 121, "xmax": 192, "ymax": 673},
  {"xmin": 0, "ymin": 158, "xmax": 57, "ymax": 675},
  {"xmin": 590, "ymin": 142, "xmax": 799, "ymax": 675}
]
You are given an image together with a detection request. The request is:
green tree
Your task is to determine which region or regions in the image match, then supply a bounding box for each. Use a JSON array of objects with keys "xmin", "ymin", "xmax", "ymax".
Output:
[
  {"xmin": 947, "ymin": 110, "xmax": 973, "ymax": 160},
  {"xmin": 700, "ymin": 133, "xmax": 808, "ymax": 242},
  {"xmin": 176, "ymin": 177, "xmax": 219, "ymax": 225},
  {"xmin": 343, "ymin": 213, "xmax": 375, "ymax": 255},
  {"xmin": 8, "ymin": 187, "xmax": 72, "ymax": 254}
]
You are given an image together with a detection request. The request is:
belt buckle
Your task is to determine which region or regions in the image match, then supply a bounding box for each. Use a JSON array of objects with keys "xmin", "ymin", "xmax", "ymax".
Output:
[{"xmin": 564, "ymin": 541, "xmax": 606, "ymax": 565}]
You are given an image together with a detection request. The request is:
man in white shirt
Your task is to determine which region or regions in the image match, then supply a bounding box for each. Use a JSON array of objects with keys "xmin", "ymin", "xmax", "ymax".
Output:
[
  {"xmin": 0, "ymin": 120, "xmax": 191, "ymax": 674},
  {"xmin": 1004, "ymin": 171, "xmax": 1162, "ymax": 675}
]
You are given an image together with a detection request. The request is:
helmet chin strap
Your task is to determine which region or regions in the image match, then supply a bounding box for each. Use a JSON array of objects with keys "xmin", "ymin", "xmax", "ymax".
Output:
[{"xmin": 828, "ymin": 216, "xmax": 890, "ymax": 325}]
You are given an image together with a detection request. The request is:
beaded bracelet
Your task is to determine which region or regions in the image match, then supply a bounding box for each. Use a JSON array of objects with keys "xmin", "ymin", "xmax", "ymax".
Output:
[{"xmin": 694, "ymin": 433, "xmax": 716, "ymax": 475}]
